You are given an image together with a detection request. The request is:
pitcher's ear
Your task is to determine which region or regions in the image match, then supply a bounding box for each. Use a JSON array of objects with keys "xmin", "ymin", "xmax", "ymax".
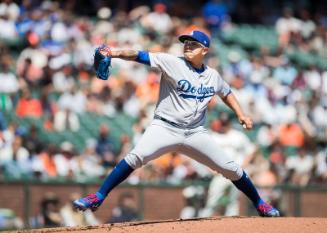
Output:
[{"xmin": 202, "ymin": 47, "xmax": 209, "ymax": 56}]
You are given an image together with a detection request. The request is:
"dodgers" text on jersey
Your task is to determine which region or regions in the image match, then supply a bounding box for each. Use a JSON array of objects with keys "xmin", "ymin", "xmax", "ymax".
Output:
[{"xmin": 177, "ymin": 79, "xmax": 215, "ymax": 101}]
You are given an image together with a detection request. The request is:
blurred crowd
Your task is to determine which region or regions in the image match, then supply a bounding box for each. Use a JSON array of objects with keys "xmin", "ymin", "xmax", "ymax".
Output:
[
  {"xmin": 0, "ymin": 0, "xmax": 326, "ymax": 221},
  {"xmin": 0, "ymin": 191, "xmax": 139, "ymax": 229}
]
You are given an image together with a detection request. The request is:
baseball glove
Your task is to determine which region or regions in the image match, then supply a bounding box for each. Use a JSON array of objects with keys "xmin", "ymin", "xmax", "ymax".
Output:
[{"xmin": 94, "ymin": 45, "xmax": 112, "ymax": 80}]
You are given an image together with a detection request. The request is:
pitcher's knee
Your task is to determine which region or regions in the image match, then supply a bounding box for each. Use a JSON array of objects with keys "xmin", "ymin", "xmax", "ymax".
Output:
[
  {"xmin": 124, "ymin": 153, "xmax": 144, "ymax": 169},
  {"xmin": 220, "ymin": 162, "xmax": 243, "ymax": 181}
]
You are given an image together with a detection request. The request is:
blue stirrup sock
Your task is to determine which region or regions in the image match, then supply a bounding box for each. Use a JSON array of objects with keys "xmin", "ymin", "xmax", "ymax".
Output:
[
  {"xmin": 96, "ymin": 159, "xmax": 134, "ymax": 199},
  {"xmin": 232, "ymin": 171, "xmax": 265, "ymax": 208}
]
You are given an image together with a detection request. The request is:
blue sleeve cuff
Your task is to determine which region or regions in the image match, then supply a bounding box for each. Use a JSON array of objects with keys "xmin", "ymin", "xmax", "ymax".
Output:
[
  {"xmin": 225, "ymin": 89, "xmax": 232, "ymax": 97},
  {"xmin": 135, "ymin": 51, "xmax": 150, "ymax": 65}
]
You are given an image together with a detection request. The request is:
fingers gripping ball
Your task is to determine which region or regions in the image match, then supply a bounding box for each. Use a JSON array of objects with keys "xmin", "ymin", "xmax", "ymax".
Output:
[{"xmin": 94, "ymin": 45, "xmax": 112, "ymax": 80}]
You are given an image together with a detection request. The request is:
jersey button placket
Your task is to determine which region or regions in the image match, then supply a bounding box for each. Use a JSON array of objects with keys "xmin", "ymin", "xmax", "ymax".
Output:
[{"xmin": 192, "ymin": 75, "xmax": 202, "ymax": 119}]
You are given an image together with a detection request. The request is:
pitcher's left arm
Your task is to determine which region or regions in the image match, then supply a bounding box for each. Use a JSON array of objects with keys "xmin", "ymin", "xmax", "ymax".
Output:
[{"xmin": 221, "ymin": 92, "xmax": 253, "ymax": 130}]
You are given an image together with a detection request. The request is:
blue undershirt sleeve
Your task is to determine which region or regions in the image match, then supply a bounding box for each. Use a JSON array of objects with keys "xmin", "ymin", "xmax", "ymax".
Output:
[{"xmin": 135, "ymin": 51, "xmax": 150, "ymax": 65}]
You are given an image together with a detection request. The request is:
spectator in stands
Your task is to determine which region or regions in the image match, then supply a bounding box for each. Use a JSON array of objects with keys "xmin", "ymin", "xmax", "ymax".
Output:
[
  {"xmin": 0, "ymin": 62, "xmax": 19, "ymax": 94},
  {"xmin": 116, "ymin": 134, "xmax": 133, "ymax": 163},
  {"xmin": 99, "ymin": 86, "xmax": 117, "ymax": 118},
  {"xmin": 78, "ymin": 139, "xmax": 105, "ymax": 178},
  {"xmin": 135, "ymin": 70, "xmax": 160, "ymax": 106},
  {"xmin": 222, "ymin": 51, "xmax": 243, "ymax": 82},
  {"xmin": 15, "ymin": 89, "xmax": 43, "ymax": 118},
  {"xmin": 52, "ymin": 65, "xmax": 76, "ymax": 93},
  {"xmin": 38, "ymin": 61, "xmax": 53, "ymax": 90},
  {"xmin": 312, "ymin": 100, "xmax": 327, "ymax": 138},
  {"xmin": 108, "ymin": 192, "xmax": 139, "ymax": 223},
  {"xmin": 140, "ymin": 3, "xmax": 173, "ymax": 34},
  {"xmin": 54, "ymin": 141, "xmax": 79, "ymax": 178},
  {"xmin": 169, "ymin": 159, "xmax": 199, "ymax": 182},
  {"xmin": 278, "ymin": 122, "xmax": 305, "ymax": 148},
  {"xmin": 285, "ymin": 148, "xmax": 314, "ymax": 186},
  {"xmin": 93, "ymin": 6, "xmax": 113, "ymax": 43},
  {"xmin": 16, "ymin": 57, "xmax": 40, "ymax": 87},
  {"xmin": 58, "ymin": 87, "xmax": 86, "ymax": 114},
  {"xmin": 54, "ymin": 108, "xmax": 80, "ymax": 132},
  {"xmin": 122, "ymin": 81, "xmax": 141, "ymax": 118},
  {"xmin": 256, "ymin": 123, "xmax": 277, "ymax": 148},
  {"xmin": 272, "ymin": 58, "xmax": 297, "ymax": 86},
  {"xmin": 0, "ymin": 135, "xmax": 30, "ymax": 179},
  {"xmin": 304, "ymin": 65, "xmax": 322, "ymax": 91},
  {"xmin": 248, "ymin": 57, "xmax": 270, "ymax": 88},
  {"xmin": 23, "ymin": 124, "xmax": 44, "ymax": 156},
  {"xmin": 310, "ymin": 29, "xmax": 327, "ymax": 57},
  {"xmin": 0, "ymin": 123, "xmax": 17, "ymax": 152},
  {"xmin": 32, "ymin": 145, "xmax": 58, "ymax": 178},
  {"xmin": 40, "ymin": 90, "xmax": 57, "ymax": 118},
  {"xmin": 322, "ymin": 71, "xmax": 327, "ymax": 95},
  {"xmin": 275, "ymin": 8, "xmax": 301, "ymax": 47},
  {"xmin": 85, "ymin": 93, "xmax": 104, "ymax": 114},
  {"xmin": 0, "ymin": 0, "xmax": 18, "ymax": 40},
  {"xmin": 16, "ymin": 33, "xmax": 47, "ymax": 86},
  {"xmin": 152, "ymin": 152, "xmax": 185, "ymax": 179},
  {"xmin": 180, "ymin": 186, "xmax": 206, "ymax": 219},
  {"xmin": 0, "ymin": 112, "xmax": 7, "ymax": 131},
  {"xmin": 96, "ymin": 124, "xmax": 116, "ymax": 167},
  {"xmin": 0, "ymin": 0, "xmax": 19, "ymax": 21},
  {"xmin": 60, "ymin": 193, "xmax": 99, "ymax": 226},
  {"xmin": 40, "ymin": 192, "xmax": 61, "ymax": 227},
  {"xmin": 202, "ymin": 0, "xmax": 229, "ymax": 36},
  {"xmin": 0, "ymin": 208, "xmax": 23, "ymax": 230},
  {"xmin": 298, "ymin": 9, "xmax": 316, "ymax": 40},
  {"xmin": 253, "ymin": 162, "xmax": 279, "ymax": 188},
  {"xmin": 291, "ymin": 68, "xmax": 306, "ymax": 90},
  {"xmin": 316, "ymin": 148, "xmax": 327, "ymax": 182},
  {"xmin": 246, "ymin": 98, "xmax": 267, "ymax": 126},
  {"xmin": 252, "ymin": 162, "xmax": 280, "ymax": 207}
]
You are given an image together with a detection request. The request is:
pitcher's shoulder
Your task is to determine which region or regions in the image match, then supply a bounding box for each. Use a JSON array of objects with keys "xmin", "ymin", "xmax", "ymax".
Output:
[{"xmin": 206, "ymin": 66, "xmax": 222, "ymax": 77}]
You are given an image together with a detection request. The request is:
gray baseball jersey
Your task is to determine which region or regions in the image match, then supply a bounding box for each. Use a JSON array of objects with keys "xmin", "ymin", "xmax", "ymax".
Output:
[
  {"xmin": 125, "ymin": 52, "xmax": 243, "ymax": 181},
  {"xmin": 149, "ymin": 52, "xmax": 231, "ymax": 128}
]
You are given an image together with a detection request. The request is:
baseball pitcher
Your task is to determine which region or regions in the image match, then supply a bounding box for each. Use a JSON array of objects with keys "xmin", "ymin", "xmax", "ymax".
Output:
[{"xmin": 73, "ymin": 30, "xmax": 279, "ymax": 217}]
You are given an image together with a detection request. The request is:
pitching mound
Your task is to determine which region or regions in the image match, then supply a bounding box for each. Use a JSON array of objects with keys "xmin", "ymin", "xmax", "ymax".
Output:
[{"xmin": 15, "ymin": 217, "xmax": 326, "ymax": 233}]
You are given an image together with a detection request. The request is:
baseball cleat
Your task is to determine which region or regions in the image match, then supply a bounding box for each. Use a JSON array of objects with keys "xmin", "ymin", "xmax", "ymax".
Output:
[
  {"xmin": 73, "ymin": 192, "xmax": 104, "ymax": 212},
  {"xmin": 256, "ymin": 202, "xmax": 280, "ymax": 217}
]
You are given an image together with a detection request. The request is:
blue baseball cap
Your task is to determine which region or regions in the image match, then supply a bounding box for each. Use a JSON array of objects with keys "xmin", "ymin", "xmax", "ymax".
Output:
[{"xmin": 178, "ymin": 30, "xmax": 211, "ymax": 48}]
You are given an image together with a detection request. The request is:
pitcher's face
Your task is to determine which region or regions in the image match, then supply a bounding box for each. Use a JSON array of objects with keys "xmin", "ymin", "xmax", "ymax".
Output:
[{"xmin": 183, "ymin": 40, "xmax": 208, "ymax": 62}]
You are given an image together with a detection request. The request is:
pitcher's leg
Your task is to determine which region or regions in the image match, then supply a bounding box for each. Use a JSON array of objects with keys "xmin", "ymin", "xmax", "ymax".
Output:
[
  {"xmin": 124, "ymin": 123, "xmax": 183, "ymax": 169},
  {"xmin": 74, "ymin": 123, "xmax": 182, "ymax": 211},
  {"xmin": 182, "ymin": 130, "xmax": 243, "ymax": 181},
  {"xmin": 100, "ymin": 123, "xmax": 182, "ymax": 197},
  {"xmin": 183, "ymin": 130, "xmax": 280, "ymax": 217}
]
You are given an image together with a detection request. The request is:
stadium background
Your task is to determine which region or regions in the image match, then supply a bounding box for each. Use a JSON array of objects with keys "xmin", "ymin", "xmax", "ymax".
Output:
[{"xmin": 0, "ymin": 0, "xmax": 326, "ymax": 230}]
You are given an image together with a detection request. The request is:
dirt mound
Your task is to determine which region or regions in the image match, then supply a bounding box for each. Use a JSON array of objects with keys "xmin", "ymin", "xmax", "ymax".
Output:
[{"xmin": 14, "ymin": 217, "xmax": 327, "ymax": 233}]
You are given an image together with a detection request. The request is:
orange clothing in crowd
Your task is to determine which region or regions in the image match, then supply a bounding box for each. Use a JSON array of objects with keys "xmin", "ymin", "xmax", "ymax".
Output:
[
  {"xmin": 153, "ymin": 153, "xmax": 185, "ymax": 171},
  {"xmin": 278, "ymin": 123, "xmax": 305, "ymax": 147},
  {"xmin": 136, "ymin": 73, "xmax": 159, "ymax": 104},
  {"xmin": 40, "ymin": 152, "xmax": 57, "ymax": 177},
  {"xmin": 16, "ymin": 98, "xmax": 43, "ymax": 118},
  {"xmin": 179, "ymin": 26, "xmax": 211, "ymax": 39}
]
